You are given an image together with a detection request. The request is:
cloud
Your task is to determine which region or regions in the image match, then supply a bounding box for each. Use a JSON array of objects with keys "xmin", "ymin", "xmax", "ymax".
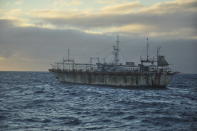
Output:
[
  {"xmin": 20, "ymin": 0, "xmax": 195, "ymax": 38},
  {"xmin": 51, "ymin": 0, "xmax": 82, "ymax": 9},
  {"xmin": 139, "ymin": 0, "xmax": 197, "ymax": 14},
  {"xmin": 0, "ymin": 0, "xmax": 197, "ymax": 72},
  {"xmin": 15, "ymin": 0, "xmax": 24, "ymax": 5},
  {"xmin": 1, "ymin": 0, "xmax": 196, "ymax": 39},
  {"xmin": 97, "ymin": 24, "xmax": 155, "ymax": 35},
  {"xmin": 97, "ymin": 0, "xmax": 120, "ymax": 5},
  {"xmin": 101, "ymin": 1, "xmax": 143, "ymax": 14},
  {"xmin": 0, "ymin": 9, "xmax": 23, "ymax": 19},
  {"xmin": 29, "ymin": 9, "xmax": 82, "ymax": 19},
  {"xmin": 0, "ymin": 19, "xmax": 196, "ymax": 72},
  {"xmin": 0, "ymin": 56, "xmax": 5, "ymax": 61}
]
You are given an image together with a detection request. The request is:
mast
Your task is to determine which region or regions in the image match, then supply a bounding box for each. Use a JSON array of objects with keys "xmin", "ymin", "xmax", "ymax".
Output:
[
  {"xmin": 67, "ymin": 48, "xmax": 70, "ymax": 61},
  {"xmin": 146, "ymin": 37, "xmax": 149, "ymax": 61},
  {"xmin": 63, "ymin": 57, "xmax": 65, "ymax": 70},
  {"xmin": 113, "ymin": 35, "xmax": 120, "ymax": 65},
  {"xmin": 157, "ymin": 47, "xmax": 161, "ymax": 60},
  {"xmin": 156, "ymin": 47, "xmax": 160, "ymax": 68}
]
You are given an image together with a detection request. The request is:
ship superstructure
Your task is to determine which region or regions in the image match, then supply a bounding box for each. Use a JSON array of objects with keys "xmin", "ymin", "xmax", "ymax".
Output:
[{"xmin": 49, "ymin": 36, "xmax": 176, "ymax": 88}]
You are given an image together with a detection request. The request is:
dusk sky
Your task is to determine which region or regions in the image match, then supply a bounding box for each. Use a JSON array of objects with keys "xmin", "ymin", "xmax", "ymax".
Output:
[{"xmin": 0, "ymin": 0, "xmax": 196, "ymax": 73}]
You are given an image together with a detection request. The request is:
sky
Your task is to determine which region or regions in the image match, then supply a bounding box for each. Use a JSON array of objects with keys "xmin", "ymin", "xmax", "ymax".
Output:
[{"xmin": 0, "ymin": 0, "xmax": 196, "ymax": 73}]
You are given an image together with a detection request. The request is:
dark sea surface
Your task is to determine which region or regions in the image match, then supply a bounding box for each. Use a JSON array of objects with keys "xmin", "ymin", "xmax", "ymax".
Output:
[{"xmin": 0, "ymin": 72, "xmax": 197, "ymax": 131}]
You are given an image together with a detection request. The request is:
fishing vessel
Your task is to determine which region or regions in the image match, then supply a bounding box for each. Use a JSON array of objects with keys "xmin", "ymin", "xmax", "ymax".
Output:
[{"xmin": 49, "ymin": 36, "xmax": 176, "ymax": 88}]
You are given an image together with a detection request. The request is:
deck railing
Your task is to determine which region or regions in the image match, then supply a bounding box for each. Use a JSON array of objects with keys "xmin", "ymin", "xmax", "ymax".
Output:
[{"xmin": 50, "ymin": 62, "xmax": 171, "ymax": 73}]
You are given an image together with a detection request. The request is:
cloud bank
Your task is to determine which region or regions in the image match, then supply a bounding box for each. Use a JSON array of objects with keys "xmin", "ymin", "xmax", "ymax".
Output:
[{"xmin": 0, "ymin": 0, "xmax": 196, "ymax": 72}]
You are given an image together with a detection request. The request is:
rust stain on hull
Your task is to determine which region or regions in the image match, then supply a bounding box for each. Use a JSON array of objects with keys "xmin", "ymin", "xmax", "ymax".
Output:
[{"xmin": 51, "ymin": 70, "xmax": 174, "ymax": 88}]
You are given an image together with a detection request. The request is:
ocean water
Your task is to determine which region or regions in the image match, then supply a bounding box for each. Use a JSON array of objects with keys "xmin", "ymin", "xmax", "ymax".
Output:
[{"xmin": 0, "ymin": 72, "xmax": 196, "ymax": 131}]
